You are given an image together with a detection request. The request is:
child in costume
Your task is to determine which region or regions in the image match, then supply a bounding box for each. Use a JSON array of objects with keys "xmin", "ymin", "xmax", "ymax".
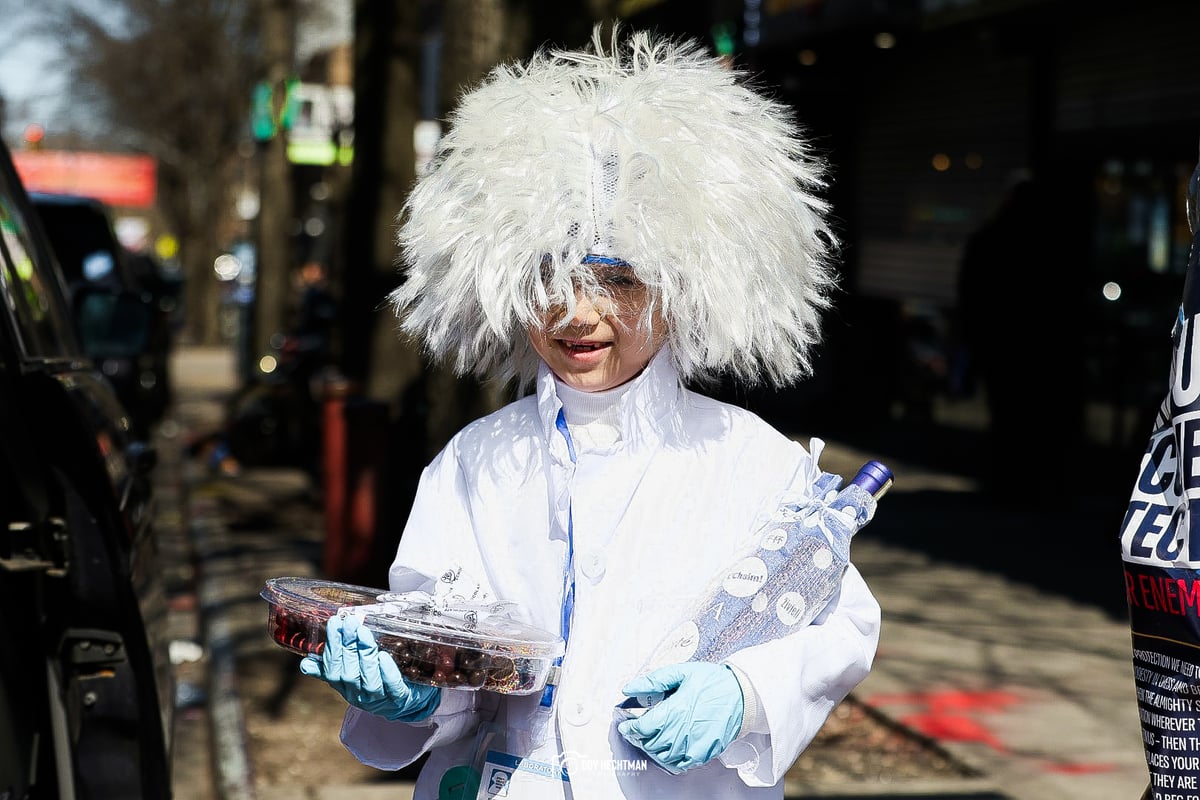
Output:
[{"xmin": 300, "ymin": 26, "xmax": 881, "ymax": 799}]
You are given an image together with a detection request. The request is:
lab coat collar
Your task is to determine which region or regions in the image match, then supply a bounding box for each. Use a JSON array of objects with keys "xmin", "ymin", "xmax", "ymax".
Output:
[{"xmin": 535, "ymin": 347, "xmax": 683, "ymax": 463}]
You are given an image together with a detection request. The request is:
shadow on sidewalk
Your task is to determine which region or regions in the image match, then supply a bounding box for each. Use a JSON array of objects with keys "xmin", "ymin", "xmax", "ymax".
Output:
[
  {"xmin": 777, "ymin": 408, "xmax": 1140, "ymax": 622},
  {"xmin": 864, "ymin": 488, "xmax": 1132, "ymax": 621}
]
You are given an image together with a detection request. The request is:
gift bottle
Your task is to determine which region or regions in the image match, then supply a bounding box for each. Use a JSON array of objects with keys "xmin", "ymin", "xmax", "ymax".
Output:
[
  {"xmin": 697, "ymin": 460, "xmax": 891, "ymax": 661},
  {"xmin": 647, "ymin": 461, "xmax": 893, "ymax": 668}
]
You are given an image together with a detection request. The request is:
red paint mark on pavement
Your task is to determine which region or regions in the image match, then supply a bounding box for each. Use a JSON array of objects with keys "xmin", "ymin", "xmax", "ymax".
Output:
[
  {"xmin": 869, "ymin": 689, "xmax": 1021, "ymax": 713},
  {"xmin": 899, "ymin": 712, "xmax": 1008, "ymax": 751},
  {"xmin": 869, "ymin": 689, "xmax": 1119, "ymax": 775},
  {"xmin": 1042, "ymin": 762, "xmax": 1117, "ymax": 775},
  {"xmin": 869, "ymin": 690, "xmax": 1022, "ymax": 752}
]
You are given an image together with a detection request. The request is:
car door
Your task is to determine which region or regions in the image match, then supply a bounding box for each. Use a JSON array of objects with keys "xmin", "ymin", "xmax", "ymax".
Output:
[{"xmin": 0, "ymin": 142, "xmax": 173, "ymax": 798}]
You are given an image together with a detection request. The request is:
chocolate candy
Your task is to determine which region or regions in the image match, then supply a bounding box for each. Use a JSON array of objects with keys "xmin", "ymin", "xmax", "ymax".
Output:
[{"xmin": 261, "ymin": 577, "xmax": 563, "ymax": 695}]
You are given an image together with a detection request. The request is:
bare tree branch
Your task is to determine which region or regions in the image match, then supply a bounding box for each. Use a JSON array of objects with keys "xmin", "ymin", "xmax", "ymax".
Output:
[{"xmin": 23, "ymin": 0, "xmax": 262, "ymax": 344}]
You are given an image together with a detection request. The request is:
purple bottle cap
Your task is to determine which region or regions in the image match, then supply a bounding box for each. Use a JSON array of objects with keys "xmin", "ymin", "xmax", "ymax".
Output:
[{"xmin": 850, "ymin": 460, "xmax": 894, "ymax": 499}]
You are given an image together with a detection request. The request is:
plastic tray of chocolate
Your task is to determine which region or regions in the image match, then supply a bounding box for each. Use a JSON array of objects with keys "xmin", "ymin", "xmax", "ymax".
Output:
[{"xmin": 261, "ymin": 577, "xmax": 564, "ymax": 695}]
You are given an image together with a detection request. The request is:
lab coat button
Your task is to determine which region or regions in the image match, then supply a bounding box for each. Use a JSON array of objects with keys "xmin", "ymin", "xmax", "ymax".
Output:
[
  {"xmin": 563, "ymin": 699, "xmax": 593, "ymax": 726},
  {"xmin": 580, "ymin": 550, "xmax": 605, "ymax": 581}
]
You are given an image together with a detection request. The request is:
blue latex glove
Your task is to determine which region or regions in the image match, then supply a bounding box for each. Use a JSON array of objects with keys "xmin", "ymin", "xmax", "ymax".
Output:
[
  {"xmin": 617, "ymin": 662, "xmax": 744, "ymax": 773},
  {"xmin": 299, "ymin": 612, "xmax": 441, "ymax": 722}
]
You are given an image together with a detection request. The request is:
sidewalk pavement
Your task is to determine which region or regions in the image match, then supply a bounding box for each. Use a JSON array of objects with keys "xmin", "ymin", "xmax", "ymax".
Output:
[{"xmin": 163, "ymin": 345, "xmax": 1152, "ymax": 800}]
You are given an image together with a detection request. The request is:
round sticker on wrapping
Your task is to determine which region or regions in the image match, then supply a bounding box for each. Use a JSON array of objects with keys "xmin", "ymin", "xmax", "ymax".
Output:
[
  {"xmin": 761, "ymin": 527, "xmax": 788, "ymax": 551},
  {"xmin": 654, "ymin": 620, "xmax": 700, "ymax": 663},
  {"xmin": 751, "ymin": 592, "xmax": 769, "ymax": 613},
  {"xmin": 776, "ymin": 592, "xmax": 808, "ymax": 626},
  {"xmin": 723, "ymin": 557, "xmax": 768, "ymax": 598},
  {"xmin": 811, "ymin": 546, "xmax": 834, "ymax": 570}
]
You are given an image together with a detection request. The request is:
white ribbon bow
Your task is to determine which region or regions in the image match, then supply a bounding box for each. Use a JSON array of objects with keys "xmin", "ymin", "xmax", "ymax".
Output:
[{"xmin": 338, "ymin": 564, "xmax": 516, "ymax": 630}]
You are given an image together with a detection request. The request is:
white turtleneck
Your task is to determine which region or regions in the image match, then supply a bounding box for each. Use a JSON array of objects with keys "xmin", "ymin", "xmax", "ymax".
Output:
[{"xmin": 555, "ymin": 377, "xmax": 635, "ymax": 451}]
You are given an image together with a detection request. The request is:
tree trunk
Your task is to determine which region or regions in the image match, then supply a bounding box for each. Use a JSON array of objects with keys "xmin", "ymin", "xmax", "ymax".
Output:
[
  {"xmin": 255, "ymin": 0, "xmax": 297, "ymax": 362},
  {"xmin": 181, "ymin": 231, "xmax": 222, "ymax": 346},
  {"xmin": 342, "ymin": 1, "xmax": 611, "ymax": 566},
  {"xmin": 169, "ymin": 168, "xmax": 226, "ymax": 347},
  {"xmin": 342, "ymin": 0, "xmax": 419, "ymax": 396}
]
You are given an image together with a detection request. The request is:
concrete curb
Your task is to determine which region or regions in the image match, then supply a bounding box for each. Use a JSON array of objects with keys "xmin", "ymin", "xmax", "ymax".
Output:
[{"xmin": 192, "ymin": 494, "xmax": 257, "ymax": 800}]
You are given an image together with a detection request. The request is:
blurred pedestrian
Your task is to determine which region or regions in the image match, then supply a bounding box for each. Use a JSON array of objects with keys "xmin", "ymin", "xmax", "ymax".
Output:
[
  {"xmin": 299, "ymin": 26, "xmax": 880, "ymax": 799},
  {"xmin": 957, "ymin": 173, "xmax": 1085, "ymax": 502},
  {"xmin": 287, "ymin": 259, "xmax": 337, "ymax": 365},
  {"xmin": 188, "ymin": 260, "xmax": 336, "ymax": 479}
]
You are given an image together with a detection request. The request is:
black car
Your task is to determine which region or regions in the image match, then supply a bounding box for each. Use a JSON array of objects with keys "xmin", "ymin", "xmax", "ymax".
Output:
[
  {"xmin": 29, "ymin": 191, "xmax": 174, "ymax": 434},
  {"xmin": 0, "ymin": 144, "xmax": 174, "ymax": 796}
]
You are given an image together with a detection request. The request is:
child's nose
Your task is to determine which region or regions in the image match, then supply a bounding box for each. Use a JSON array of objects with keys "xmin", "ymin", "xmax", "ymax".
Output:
[{"xmin": 569, "ymin": 290, "xmax": 610, "ymax": 325}]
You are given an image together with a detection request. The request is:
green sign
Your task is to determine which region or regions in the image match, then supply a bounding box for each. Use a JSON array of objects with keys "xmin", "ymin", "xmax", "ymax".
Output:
[{"xmin": 250, "ymin": 77, "xmax": 301, "ymax": 142}]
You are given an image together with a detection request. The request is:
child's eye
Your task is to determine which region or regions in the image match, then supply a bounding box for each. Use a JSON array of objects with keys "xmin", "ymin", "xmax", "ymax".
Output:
[{"xmin": 600, "ymin": 270, "xmax": 640, "ymax": 290}]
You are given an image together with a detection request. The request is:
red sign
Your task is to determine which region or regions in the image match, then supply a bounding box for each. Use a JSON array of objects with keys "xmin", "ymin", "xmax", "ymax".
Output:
[{"xmin": 12, "ymin": 151, "xmax": 158, "ymax": 208}]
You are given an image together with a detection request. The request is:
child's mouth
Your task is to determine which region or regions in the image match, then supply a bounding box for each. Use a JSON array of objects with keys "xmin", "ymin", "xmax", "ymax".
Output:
[{"xmin": 562, "ymin": 340, "xmax": 610, "ymax": 354}]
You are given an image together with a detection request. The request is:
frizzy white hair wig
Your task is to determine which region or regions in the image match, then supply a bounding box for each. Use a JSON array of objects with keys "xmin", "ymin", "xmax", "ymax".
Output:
[{"xmin": 389, "ymin": 25, "xmax": 840, "ymax": 390}]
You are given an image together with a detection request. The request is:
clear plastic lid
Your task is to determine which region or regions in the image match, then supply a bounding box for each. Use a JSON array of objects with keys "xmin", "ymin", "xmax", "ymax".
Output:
[
  {"xmin": 261, "ymin": 577, "xmax": 563, "ymax": 656},
  {"xmin": 262, "ymin": 577, "xmax": 564, "ymax": 695}
]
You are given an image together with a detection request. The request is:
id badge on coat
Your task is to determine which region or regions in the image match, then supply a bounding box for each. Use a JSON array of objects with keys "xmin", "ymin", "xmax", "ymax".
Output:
[
  {"xmin": 440, "ymin": 698, "xmax": 567, "ymax": 798},
  {"xmin": 474, "ymin": 750, "xmax": 568, "ymax": 798}
]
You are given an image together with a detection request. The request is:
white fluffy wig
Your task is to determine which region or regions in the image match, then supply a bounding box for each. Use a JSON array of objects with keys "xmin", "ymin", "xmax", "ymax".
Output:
[{"xmin": 389, "ymin": 25, "xmax": 840, "ymax": 391}]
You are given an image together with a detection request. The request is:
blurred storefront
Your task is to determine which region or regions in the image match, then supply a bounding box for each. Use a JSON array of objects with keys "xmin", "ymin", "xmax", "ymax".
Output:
[{"xmin": 627, "ymin": 0, "xmax": 1200, "ymax": 450}]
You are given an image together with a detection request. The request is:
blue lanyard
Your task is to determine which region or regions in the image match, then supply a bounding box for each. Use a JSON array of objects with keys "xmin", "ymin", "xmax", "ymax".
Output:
[{"xmin": 541, "ymin": 409, "xmax": 577, "ymax": 708}]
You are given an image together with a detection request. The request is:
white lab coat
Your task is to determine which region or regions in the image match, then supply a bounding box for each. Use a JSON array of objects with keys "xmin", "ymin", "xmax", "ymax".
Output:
[{"xmin": 340, "ymin": 348, "xmax": 881, "ymax": 798}]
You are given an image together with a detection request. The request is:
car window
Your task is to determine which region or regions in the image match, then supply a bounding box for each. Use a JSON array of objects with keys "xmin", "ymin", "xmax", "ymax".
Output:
[
  {"xmin": 0, "ymin": 171, "xmax": 79, "ymax": 359},
  {"xmin": 31, "ymin": 197, "xmax": 132, "ymax": 292}
]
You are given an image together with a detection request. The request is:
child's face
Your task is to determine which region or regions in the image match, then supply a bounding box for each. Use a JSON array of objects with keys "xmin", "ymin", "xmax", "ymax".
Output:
[{"xmin": 527, "ymin": 265, "xmax": 667, "ymax": 393}]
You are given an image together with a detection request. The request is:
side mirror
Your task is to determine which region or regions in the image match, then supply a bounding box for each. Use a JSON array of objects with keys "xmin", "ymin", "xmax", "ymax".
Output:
[{"xmin": 73, "ymin": 289, "xmax": 152, "ymax": 359}]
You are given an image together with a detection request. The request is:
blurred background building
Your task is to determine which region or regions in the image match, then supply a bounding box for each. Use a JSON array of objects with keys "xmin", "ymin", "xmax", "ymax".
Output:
[
  {"xmin": 624, "ymin": 0, "xmax": 1199, "ymax": 465},
  {"xmin": 2, "ymin": 0, "xmax": 1198, "ymax": 574}
]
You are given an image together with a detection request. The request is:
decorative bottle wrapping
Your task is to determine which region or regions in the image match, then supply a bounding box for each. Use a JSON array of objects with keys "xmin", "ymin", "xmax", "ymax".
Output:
[{"xmin": 645, "ymin": 461, "xmax": 892, "ymax": 668}]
